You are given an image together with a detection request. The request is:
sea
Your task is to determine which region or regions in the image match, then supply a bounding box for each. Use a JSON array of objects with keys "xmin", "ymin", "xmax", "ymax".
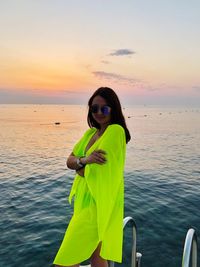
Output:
[{"xmin": 0, "ymin": 104, "xmax": 199, "ymax": 267}]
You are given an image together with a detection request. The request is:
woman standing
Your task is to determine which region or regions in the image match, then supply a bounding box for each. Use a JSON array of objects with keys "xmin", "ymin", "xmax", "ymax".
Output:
[{"xmin": 54, "ymin": 87, "xmax": 131, "ymax": 267}]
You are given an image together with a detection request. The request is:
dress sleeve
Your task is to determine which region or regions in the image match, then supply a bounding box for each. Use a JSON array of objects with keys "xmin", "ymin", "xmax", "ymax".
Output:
[
  {"xmin": 72, "ymin": 128, "xmax": 95, "ymax": 157},
  {"xmin": 69, "ymin": 128, "xmax": 96, "ymax": 204},
  {"xmin": 84, "ymin": 124, "xmax": 126, "ymax": 240}
]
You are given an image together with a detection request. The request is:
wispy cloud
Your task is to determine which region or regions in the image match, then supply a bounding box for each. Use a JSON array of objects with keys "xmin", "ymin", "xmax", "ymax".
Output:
[
  {"xmin": 92, "ymin": 71, "xmax": 139, "ymax": 86},
  {"xmin": 92, "ymin": 71, "xmax": 177, "ymax": 93},
  {"xmin": 109, "ymin": 49, "xmax": 136, "ymax": 57},
  {"xmin": 101, "ymin": 60, "xmax": 110, "ymax": 64}
]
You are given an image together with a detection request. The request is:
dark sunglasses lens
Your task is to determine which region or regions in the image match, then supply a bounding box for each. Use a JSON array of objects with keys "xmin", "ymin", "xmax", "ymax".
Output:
[
  {"xmin": 90, "ymin": 105, "xmax": 99, "ymax": 113},
  {"xmin": 90, "ymin": 105, "xmax": 111, "ymax": 115},
  {"xmin": 101, "ymin": 106, "xmax": 110, "ymax": 115}
]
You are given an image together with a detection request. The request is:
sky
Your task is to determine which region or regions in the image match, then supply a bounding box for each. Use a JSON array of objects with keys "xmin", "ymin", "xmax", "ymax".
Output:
[{"xmin": 0, "ymin": 0, "xmax": 200, "ymax": 105}]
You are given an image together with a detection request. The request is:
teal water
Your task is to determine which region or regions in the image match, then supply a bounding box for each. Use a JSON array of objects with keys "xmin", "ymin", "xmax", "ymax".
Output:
[{"xmin": 0, "ymin": 104, "xmax": 199, "ymax": 267}]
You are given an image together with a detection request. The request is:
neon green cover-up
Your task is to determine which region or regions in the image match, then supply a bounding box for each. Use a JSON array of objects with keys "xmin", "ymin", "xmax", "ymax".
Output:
[{"xmin": 53, "ymin": 124, "xmax": 126, "ymax": 266}]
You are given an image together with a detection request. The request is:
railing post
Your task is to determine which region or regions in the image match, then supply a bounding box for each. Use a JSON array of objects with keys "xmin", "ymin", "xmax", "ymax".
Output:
[
  {"xmin": 182, "ymin": 228, "xmax": 198, "ymax": 267},
  {"xmin": 123, "ymin": 216, "xmax": 140, "ymax": 267}
]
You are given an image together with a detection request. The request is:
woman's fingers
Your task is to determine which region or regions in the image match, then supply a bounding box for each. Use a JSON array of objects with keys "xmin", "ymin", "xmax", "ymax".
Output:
[
  {"xmin": 96, "ymin": 149, "xmax": 106, "ymax": 155},
  {"xmin": 87, "ymin": 149, "xmax": 107, "ymax": 164},
  {"xmin": 93, "ymin": 150, "xmax": 107, "ymax": 164}
]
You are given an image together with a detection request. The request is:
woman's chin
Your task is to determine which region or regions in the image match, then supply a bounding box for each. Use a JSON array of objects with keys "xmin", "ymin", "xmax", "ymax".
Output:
[{"xmin": 95, "ymin": 118, "xmax": 107, "ymax": 125}]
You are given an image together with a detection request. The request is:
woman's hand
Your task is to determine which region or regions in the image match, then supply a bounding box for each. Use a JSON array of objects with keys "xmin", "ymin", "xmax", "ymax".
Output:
[
  {"xmin": 76, "ymin": 167, "xmax": 85, "ymax": 177},
  {"xmin": 82, "ymin": 149, "xmax": 107, "ymax": 165},
  {"xmin": 76, "ymin": 150, "xmax": 106, "ymax": 177}
]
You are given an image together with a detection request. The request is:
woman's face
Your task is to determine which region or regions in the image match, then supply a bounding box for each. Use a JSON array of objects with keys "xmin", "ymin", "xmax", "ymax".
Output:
[{"xmin": 91, "ymin": 95, "xmax": 111, "ymax": 127}]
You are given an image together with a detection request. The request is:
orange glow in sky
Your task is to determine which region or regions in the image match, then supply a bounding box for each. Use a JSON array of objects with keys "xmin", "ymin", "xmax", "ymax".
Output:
[{"xmin": 0, "ymin": 1, "xmax": 199, "ymax": 105}]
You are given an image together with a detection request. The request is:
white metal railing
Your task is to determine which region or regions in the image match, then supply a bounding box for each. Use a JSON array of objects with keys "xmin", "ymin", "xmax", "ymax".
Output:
[
  {"xmin": 182, "ymin": 228, "xmax": 198, "ymax": 267},
  {"xmin": 109, "ymin": 216, "xmax": 142, "ymax": 267}
]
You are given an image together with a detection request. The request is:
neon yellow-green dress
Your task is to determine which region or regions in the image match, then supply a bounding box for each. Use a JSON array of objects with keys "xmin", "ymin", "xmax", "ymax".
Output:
[{"xmin": 53, "ymin": 124, "xmax": 126, "ymax": 266}]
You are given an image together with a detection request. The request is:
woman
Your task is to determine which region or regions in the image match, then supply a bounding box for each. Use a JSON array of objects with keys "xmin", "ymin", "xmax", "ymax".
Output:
[{"xmin": 54, "ymin": 87, "xmax": 131, "ymax": 267}]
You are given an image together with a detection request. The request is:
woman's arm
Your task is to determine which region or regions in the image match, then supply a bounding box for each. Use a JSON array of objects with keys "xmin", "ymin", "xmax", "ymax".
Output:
[
  {"xmin": 66, "ymin": 153, "xmax": 83, "ymax": 170},
  {"xmin": 66, "ymin": 150, "xmax": 107, "ymax": 176}
]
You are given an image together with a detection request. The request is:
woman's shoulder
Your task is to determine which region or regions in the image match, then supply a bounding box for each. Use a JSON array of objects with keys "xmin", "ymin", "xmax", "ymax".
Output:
[
  {"xmin": 105, "ymin": 124, "xmax": 125, "ymax": 139},
  {"xmin": 100, "ymin": 124, "xmax": 126, "ymax": 147},
  {"xmin": 107, "ymin": 124, "xmax": 125, "ymax": 133}
]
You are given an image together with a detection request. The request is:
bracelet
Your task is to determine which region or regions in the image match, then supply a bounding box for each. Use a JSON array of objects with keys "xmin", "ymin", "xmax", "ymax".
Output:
[{"xmin": 76, "ymin": 157, "xmax": 85, "ymax": 168}]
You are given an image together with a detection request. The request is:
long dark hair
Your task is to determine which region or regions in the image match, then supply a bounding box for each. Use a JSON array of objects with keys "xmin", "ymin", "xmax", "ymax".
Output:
[{"xmin": 87, "ymin": 87, "xmax": 131, "ymax": 143}]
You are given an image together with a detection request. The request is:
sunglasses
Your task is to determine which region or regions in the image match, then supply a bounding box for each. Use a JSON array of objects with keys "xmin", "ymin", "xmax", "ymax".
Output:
[{"xmin": 90, "ymin": 104, "xmax": 111, "ymax": 115}]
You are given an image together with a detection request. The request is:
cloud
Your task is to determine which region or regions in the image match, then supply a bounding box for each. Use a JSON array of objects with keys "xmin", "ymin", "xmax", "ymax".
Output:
[
  {"xmin": 92, "ymin": 71, "xmax": 177, "ymax": 92},
  {"xmin": 109, "ymin": 49, "xmax": 136, "ymax": 56},
  {"xmin": 101, "ymin": 60, "xmax": 110, "ymax": 64},
  {"xmin": 92, "ymin": 71, "xmax": 139, "ymax": 86}
]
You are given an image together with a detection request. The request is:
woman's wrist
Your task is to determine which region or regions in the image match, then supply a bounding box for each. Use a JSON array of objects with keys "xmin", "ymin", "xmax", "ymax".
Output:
[
  {"xmin": 80, "ymin": 156, "xmax": 88, "ymax": 165},
  {"xmin": 76, "ymin": 157, "xmax": 85, "ymax": 169}
]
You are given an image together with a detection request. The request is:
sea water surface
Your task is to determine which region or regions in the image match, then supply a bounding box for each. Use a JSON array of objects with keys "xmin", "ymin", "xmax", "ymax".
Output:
[{"xmin": 0, "ymin": 104, "xmax": 200, "ymax": 267}]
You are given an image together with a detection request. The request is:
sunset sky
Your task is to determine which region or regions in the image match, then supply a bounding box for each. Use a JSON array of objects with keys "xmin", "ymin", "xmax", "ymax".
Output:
[{"xmin": 0, "ymin": 0, "xmax": 200, "ymax": 105}]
